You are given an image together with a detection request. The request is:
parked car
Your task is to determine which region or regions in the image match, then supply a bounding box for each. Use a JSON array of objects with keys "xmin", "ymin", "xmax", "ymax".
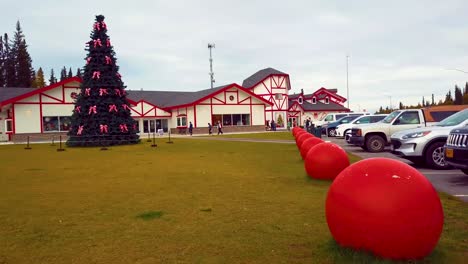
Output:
[
  {"xmin": 390, "ymin": 108, "xmax": 468, "ymax": 169},
  {"xmin": 314, "ymin": 112, "xmax": 370, "ymax": 128},
  {"xmin": 335, "ymin": 114, "xmax": 388, "ymax": 138},
  {"xmin": 322, "ymin": 115, "xmax": 363, "ymax": 137},
  {"xmin": 348, "ymin": 105, "xmax": 468, "ymax": 152},
  {"xmin": 444, "ymin": 127, "xmax": 468, "ymax": 175}
]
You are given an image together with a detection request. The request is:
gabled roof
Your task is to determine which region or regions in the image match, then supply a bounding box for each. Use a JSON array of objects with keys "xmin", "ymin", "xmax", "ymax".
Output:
[
  {"xmin": 0, "ymin": 77, "xmax": 81, "ymax": 107},
  {"xmin": 310, "ymin": 87, "xmax": 346, "ymax": 102},
  {"xmin": 127, "ymin": 83, "xmax": 273, "ymax": 110},
  {"xmin": 242, "ymin": 67, "xmax": 290, "ymax": 89},
  {"xmin": 288, "ymin": 100, "xmax": 350, "ymax": 112}
]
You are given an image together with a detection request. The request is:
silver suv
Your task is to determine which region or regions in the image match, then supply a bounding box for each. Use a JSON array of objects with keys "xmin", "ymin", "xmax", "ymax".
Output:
[{"xmin": 390, "ymin": 108, "xmax": 468, "ymax": 169}]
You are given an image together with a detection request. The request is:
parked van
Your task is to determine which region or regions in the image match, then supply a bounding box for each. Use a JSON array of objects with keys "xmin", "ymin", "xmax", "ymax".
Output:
[{"xmin": 315, "ymin": 112, "xmax": 370, "ymax": 128}]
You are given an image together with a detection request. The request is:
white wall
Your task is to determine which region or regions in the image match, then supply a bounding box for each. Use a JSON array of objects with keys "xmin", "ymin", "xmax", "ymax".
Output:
[
  {"xmin": 42, "ymin": 104, "xmax": 74, "ymax": 117},
  {"xmin": 14, "ymin": 104, "xmax": 41, "ymax": 133},
  {"xmin": 212, "ymin": 105, "xmax": 251, "ymax": 114},
  {"xmin": 252, "ymin": 105, "xmax": 265, "ymax": 125},
  {"xmin": 0, "ymin": 110, "xmax": 7, "ymax": 141},
  {"xmin": 196, "ymin": 105, "xmax": 211, "ymax": 127}
]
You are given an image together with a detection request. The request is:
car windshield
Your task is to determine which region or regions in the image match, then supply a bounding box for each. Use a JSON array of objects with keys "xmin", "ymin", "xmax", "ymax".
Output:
[
  {"xmin": 436, "ymin": 109, "xmax": 468, "ymax": 127},
  {"xmin": 381, "ymin": 111, "xmax": 401, "ymax": 124},
  {"xmin": 339, "ymin": 116, "xmax": 359, "ymax": 124}
]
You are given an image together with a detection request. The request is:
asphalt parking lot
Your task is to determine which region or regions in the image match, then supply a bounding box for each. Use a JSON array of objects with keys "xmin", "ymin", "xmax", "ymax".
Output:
[{"xmin": 323, "ymin": 136, "xmax": 468, "ymax": 202}]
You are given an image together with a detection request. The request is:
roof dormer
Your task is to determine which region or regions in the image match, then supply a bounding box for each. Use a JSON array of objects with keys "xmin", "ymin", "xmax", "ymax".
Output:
[
  {"xmin": 298, "ymin": 97, "xmax": 303, "ymax": 104},
  {"xmin": 325, "ymin": 97, "xmax": 329, "ymax": 104},
  {"xmin": 312, "ymin": 97, "xmax": 317, "ymax": 104}
]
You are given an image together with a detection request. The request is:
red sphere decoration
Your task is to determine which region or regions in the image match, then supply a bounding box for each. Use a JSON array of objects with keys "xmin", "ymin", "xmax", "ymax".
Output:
[
  {"xmin": 326, "ymin": 158, "xmax": 444, "ymax": 260},
  {"xmin": 300, "ymin": 137, "xmax": 324, "ymax": 159},
  {"xmin": 294, "ymin": 129, "xmax": 307, "ymax": 139},
  {"xmin": 296, "ymin": 133, "xmax": 313, "ymax": 149},
  {"xmin": 304, "ymin": 142, "xmax": 349, "ymax": 180}
]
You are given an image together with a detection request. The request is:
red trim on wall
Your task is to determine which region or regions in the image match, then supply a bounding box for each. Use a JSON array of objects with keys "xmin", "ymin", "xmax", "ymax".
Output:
[
  {"xmin": 249, "ymin": 98, "xmax": 253, "ymax": 126},
  {"xmin": 39, "ymin": 94, "xmax": 43, "ymax": 133},
  {"xmin": 210, "ymin": 98, "xmax": 213, "ymax": 125},
  {"xmin": 194, "ymin": 106, "xmax": 197, "ymax": 127},
  {"xmin": 62, "ymin": 86, "xmax": 65, "ymax": 102},
  {"xmin": 12, "ymin": 104, "xmax": 15, "ymax": 134},
  {"xmin": 40, "ymin": 92, "xmax": 63, "ymax": 103},
  {"xmin": 0, "ymin": 77, "xmax": 81, "ymax": 106},
  {"xmin": 164, "ymin": 83, "xmax": 271, "ymax": 110}
]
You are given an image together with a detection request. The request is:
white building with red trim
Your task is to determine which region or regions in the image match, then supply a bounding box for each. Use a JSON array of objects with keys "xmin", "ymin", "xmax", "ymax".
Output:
[
  {"xmin": 0, "ymin": 67, "xmax": 349, "ymax": 142},
  {"xmin": 287, "ymin": 87, "xmax": 350, "ymax": 126}
]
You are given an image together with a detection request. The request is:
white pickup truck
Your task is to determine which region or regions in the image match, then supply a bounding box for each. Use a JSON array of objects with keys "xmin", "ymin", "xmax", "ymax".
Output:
[{"xmin": 348, "ymin": 106, "xmax": 466, "ymax": 152}]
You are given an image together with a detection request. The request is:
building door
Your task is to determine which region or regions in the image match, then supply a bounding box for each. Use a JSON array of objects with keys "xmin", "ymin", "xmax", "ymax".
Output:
[
  {"xmin": 144, "ymin": 119, "xmax": 169, "ymax": 133},
  {"xmin": 288, "ymin": 117, "xmax": 297, "ymax": 127}
]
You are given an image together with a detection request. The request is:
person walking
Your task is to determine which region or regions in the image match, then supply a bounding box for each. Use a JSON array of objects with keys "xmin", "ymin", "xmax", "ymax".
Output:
[
  {"xmin": 188, "ymin": 122, "xmax": 193, "ymax": 136},
  {"xmin": 208, "ymin": 123, "xmax": 212, "ymax": 135},
  {"xmin": 217, "ymin": 121, "xmax": 223, "ymax": 135}
]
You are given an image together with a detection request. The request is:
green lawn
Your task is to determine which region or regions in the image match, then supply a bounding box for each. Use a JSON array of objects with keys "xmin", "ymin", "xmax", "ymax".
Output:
[
  {"xmin": 216, "ymin": 131, "xmax": 296, "ymax": 140},
  {"xmin": 0, "ymin": 138, "xmax": 467, "ymax": 263}
]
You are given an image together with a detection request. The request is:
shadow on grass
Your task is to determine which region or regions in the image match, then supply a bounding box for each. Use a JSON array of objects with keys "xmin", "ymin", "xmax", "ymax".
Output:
[
  {"xmin": 324, "ymin": 239, "xmax": 446, "ymax": 264},
  {"xmin": 136, "ymin": 211, "xmax": 164, "ymax": 220}
]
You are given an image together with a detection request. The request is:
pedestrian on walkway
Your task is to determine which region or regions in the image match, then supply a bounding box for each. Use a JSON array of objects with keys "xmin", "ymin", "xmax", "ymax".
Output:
[
  {"xmin": 217, "ymin": 121, "xmax": 223, "ymax": 135},
  {"xmin": 188, "ymin": 122, "xmax": 193, "ymax": 136},
  {"xmin": 208, "ymin": 123, "xmax": 212, "ymax": 135}
]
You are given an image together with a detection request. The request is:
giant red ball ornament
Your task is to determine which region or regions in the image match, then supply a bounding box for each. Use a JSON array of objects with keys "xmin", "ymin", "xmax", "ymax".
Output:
[
  {"xmin": 326, "ymin": 158, "xmax": 444, "ymax": 260},
  {"xmin": 295, "ymin": 129, "xmax": 307, "ymax": 139},
  {"xmin": 296, "ymin": 133, "xmax": 313, "ymax": 149},
  {"xmin": 300, "ymin": 137, "xmax": 324, "ymax": 159},
  {"xmin": 304, "ymin": 142, "xmax": 349, "ymax": 180}
]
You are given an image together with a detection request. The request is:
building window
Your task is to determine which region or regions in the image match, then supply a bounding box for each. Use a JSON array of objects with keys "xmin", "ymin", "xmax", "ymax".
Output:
[
  {"xmin": 275, "ymin": 93, "xmax": 283, "ymax": 100},
  {"xmin": 43, "ymin": 116, "xmax": 71, "ymax": 132},
  {"xmin": 177, "ymin": 115, "xmax": 187, "ymax": 127},
  {"xmin": 325, "ymin": 97, "xmax": 329, "ymax": 104},
  {"xmin": 312, "ymin": 97, "xmax": 317, "ymax": 104},
  {"xmin": 212, "ymin": 114, "xmax": 250, "ymax": 126},
  {"xmin": 298, "ymin": 97, "xmax": 303, "ymax": 104},
  {"xmin": 5, "ymin": 119, "xmax": 13, "ymax": 132}
]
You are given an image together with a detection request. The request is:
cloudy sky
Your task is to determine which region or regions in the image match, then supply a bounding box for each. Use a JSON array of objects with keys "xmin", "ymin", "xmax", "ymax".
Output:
[{"xmin": 2, "ymin": 0, "xmax": 468, "ymax": 112}]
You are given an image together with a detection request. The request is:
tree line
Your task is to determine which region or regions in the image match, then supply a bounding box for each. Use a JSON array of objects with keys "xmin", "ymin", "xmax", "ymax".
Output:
[
  {"xmin": 376, "ymin": 84, "xmax": 468, "ymax": 114},
  {"xmin": 0, "ymin": 20, "xmax": 82, "ymax": 89}
]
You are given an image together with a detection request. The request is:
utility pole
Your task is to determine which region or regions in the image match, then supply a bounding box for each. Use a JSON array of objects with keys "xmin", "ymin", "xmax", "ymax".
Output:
[
  {"xmin": 208, "ymin": 43, "xmax": 215, "ymax": 89},
  {"xmin": 346, "ymin": 55, "xmax": 350, "ymax": 109}
]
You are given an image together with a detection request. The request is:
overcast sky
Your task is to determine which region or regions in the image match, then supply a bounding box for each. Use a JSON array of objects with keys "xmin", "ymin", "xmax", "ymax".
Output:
[{"xmin": 2, "ymin": 0, "xmax": 468, "ymax": 113}]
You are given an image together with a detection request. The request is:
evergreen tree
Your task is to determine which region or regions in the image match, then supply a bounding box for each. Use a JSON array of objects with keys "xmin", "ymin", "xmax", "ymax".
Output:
[
  {"xmin": 444, "ymin": 91, "xmax": 453, "ymax": 105},
  {"xmin": 49, "ymin": 69, "xmax": 57, "ymax": 84},
  {"xmin": 13, "ymin": 21, "xmax": 35, "ymax": 87},
  {"xmin": 465, "ymin": 82, "xmax": 468, "ymax": 95},
  {"xmin": 399, "ymin": 102, "xmax": 404, "ymax": 109},
  {"xmin": 3, "ymin": 33, "xmax": 16, "ymax": 87},
  {"xmin": 454, "ymin": 85, "xmax": 463, "ymax": 105},
  {"xmin": 68, "ymin": 67, "xmax": 73, "ymax": 78},
  {"xmin": 422, "ymin": 96, "xmax": 425, "ymax": 107},
  {"xmin": 431, "ymin": 94, "xmax": 435, "ymax": 105},
  {"xmin": 60, "ymin": 66, "xmax": 67, "ymax": 81},
  {"xmin": 464, "ymin": 83, "xmax": 468, "ymax": 104},
  {"xmin": 76, "ymin": 68, "xmax": 82, "ymax": 78},
  {"xmin": 67, "ymin": 15, "xmax": 139, "ymax": 147},
  {"xmin": 0, "ymin": 35, "xmax": 4, "ymax": 87},
  {"xmin": 35, "ymin": 67, "xmax": 46, "ymax": 88}
]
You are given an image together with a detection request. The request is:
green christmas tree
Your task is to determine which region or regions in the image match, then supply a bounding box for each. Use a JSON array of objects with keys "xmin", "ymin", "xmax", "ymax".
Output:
[{"xmin": 67, "ymin": 15, "xmax": 139, "ymax": 147}]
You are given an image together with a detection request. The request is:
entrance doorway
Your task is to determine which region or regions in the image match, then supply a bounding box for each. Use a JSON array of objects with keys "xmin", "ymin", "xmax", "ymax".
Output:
[
  {"xmin": 288, "ymin": 117, "xmax": 298, "ymax": 127},
  {"xmin": 143, "ymin": 119, "xmax": 168, "ymax": 133}
]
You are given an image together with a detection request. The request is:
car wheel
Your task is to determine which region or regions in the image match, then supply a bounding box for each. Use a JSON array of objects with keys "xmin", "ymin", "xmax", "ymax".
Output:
[
  {"xmin": 328, "ymin": 128, "xmax": 337, "ymax": 137},
  {"xmin": 360, "ymin": 145, "xmax": 368, "ymax": 151},
  {"xmin": 365, "ymin": 135, "xmax": 385, "ymax": 152},
  {"xmin": 425, "ymin": 142, "xmax": 451, "ymax": 170},
  {"xmin": 461, "ymin": 169, "xmax": 468, "ymax": 175}
]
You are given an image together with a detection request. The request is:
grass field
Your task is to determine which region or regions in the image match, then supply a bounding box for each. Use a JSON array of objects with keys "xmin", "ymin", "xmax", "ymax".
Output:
[{"xmin": 0, "ymin": 134, "xmax": 467, "ymax": 263}]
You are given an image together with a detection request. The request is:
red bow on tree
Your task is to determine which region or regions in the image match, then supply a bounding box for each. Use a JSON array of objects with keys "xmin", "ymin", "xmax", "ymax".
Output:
[
  {"xmin": 92, "ymin": 71, "xmax": 101, "ymax": 79},
  {"xmin": 77, "ymin": 125, "xmax": 84, "ymax": 135},
  {"xmin": 88, "ymin": 106, "xmax": 97, "ymax": 115},
  {"xmin": 99, "ymin": 88, "xmax": 108, "ymax": 96},
  {"xmin": 93, "ymin": 39, "xmax": 102, "ymax": 48},
  {"xmin": 100, "ymin": 124, "xmax": 108, "ymax": 133},
  {"xmin": 75, "ymin": 106, "xmax": 81, "ymax": 113},
  {"xmin": 109, "ymin": 104, "xmax": 118, "ymax": 112},
  {"xmin": 120, "ymin": 124, "xmax": 128, "ymax": 132}
]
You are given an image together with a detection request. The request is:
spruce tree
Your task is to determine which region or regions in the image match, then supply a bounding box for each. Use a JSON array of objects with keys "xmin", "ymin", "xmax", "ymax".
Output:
[
  {"xmin": 49, "ymin": 69, "xmax": 57, "ymax": 84},
  {"xmin": 13, "ymin": 21, "xmax": 34, "ymax": 87},
  {"xmin": 60, "ymin": 66, "xmax": 67, "ymax": 81},
  {"xmin": 68, "ymin": 67, "xmax": 73, "ymax": 78},
  {"xmin": 0, "ymin": 35, "xmax": 4, "ymax": 87},
  {"xmin": 3, "ymin": 33, "xmax": 16, "ymax": 87},
  {"xmin": 76, "ymin": 68, "xmax": 82, "ymax": 78},
  {"xmin": 454, "ymin": 85, "xmax": 463, "ymax": 105},
  {"xmin": 35, "ymin": 67, "xmax": 46, "ymax": 88},
  {"xmin": 67, "ymin": 15, "xmax": 139, "ymax": 147}
]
